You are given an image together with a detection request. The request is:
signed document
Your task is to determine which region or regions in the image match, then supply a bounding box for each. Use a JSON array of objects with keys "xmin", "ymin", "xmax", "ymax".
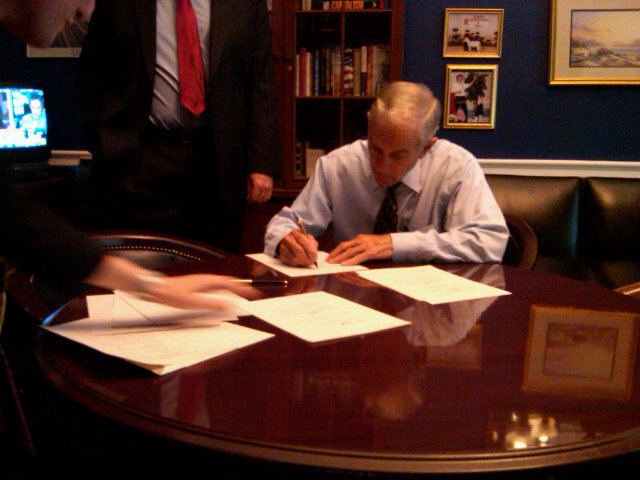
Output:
[
  {"xmin": 246, "ymin": 252, "xmax": 367, "ymax": 277},
  {"xmin": 357, "ymin": 265, "xmax": 511, "ymax": 304},
  {"xmin": 242, "ymin": 291, "xmax": 409, "ymax": 343},
  {"xmin": 43, "ymin": 293, "xmax": 272, "ymax": 375}
]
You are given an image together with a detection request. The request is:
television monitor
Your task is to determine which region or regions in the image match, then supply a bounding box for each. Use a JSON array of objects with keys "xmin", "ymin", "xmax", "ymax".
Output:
[{"xmin": 0, "ymin": 84, "xmax": 51, "ymax": 180}]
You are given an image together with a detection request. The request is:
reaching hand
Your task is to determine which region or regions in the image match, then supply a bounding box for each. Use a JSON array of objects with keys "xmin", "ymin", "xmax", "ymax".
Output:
[
  {"xmin": 85, "ymin": 256, "xmax": 260, "ymax": 311},
  {"xmin": 138, "ymin": 273, "xmax": 261, "ymax": 310}
]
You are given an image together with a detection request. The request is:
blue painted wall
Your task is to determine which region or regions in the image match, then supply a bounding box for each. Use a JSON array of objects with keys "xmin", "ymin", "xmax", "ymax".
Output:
[
  {"xmin": 403, "ymin": 0, "xmax": 640, "ymax": 161},
  {"xmin": 2, "ymin": 1, "xmax": 639, "ymax": 160}
]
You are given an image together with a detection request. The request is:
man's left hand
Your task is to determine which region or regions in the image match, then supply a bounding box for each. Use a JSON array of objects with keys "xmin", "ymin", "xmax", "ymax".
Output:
[
  {"xmin": 326, "ymin": 234, "xmax": 393, "ymax": 265},
  {"xmin": 247, "ymin": 173, "xmax": 273, "ymax": 204}
]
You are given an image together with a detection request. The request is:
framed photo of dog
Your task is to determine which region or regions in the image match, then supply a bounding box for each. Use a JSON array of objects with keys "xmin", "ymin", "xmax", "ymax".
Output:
[
  {"xmin": 443, "ymin": 64, "xmax": 498, "ymax": 129},
  {"xmin": 443, "ymin": 8, "xmax": 504, "ymax": 58}
]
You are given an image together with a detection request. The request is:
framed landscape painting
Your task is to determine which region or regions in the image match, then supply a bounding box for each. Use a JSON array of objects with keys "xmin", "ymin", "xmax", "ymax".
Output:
[
  {"xmin": 523, "ymin": 305, "xmax": 638, "ymax": 401},
  {"xmin": 549, "ymin": 0, "xmax": 640, "ymax": 84}
]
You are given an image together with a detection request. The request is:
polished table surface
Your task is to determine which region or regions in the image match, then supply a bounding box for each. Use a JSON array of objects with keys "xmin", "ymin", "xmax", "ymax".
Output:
[{"xmin": 28, "ymin": 257, "xmax": 640, "ymax": 475}]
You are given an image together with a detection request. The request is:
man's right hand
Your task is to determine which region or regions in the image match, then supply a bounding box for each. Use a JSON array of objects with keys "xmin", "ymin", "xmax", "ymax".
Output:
[{"xmin": 277, "ymin": 230, "xmax": 318, "ymax": 267}]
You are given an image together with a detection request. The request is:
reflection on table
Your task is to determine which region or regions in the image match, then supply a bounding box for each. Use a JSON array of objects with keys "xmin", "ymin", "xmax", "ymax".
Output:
[{"xmin": 19, "ymin": 256, "xmax": 640, "ymax": 476}]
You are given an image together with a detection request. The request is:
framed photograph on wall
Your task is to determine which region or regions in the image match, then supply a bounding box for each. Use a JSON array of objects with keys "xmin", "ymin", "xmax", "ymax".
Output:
[
  {"xmin": 523, "ymin": 305, "xmax": 639, "ymax": 401},
  {"xmin": 443, "ymin": 64, "xmax": 498, "ymax": 130},
  {"xmin": 442, "ymin": 8, "xmax": 504, "ymax": 58},
  {"xmin": 26, "ymin": 20, "xmax": 88, "ymax": 58},
  {"xmin": 549, "ymin": 0, "xmax": 640, "ymax": 85}
]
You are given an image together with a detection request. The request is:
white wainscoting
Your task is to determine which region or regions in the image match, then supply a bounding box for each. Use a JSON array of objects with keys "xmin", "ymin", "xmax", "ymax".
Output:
[
  {"xmin": 480, "ymin": 159, "xmax": 640, "ymax": 178},
  {"xmin": 49, "ymin": 150, "xmax": 640, "ymax": 179}
]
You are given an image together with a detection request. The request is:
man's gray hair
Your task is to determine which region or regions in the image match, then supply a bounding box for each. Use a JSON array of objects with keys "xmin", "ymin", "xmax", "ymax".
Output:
[{"xmin": 368, "ymin": 81, "xmax": 442, "ymax": 147}]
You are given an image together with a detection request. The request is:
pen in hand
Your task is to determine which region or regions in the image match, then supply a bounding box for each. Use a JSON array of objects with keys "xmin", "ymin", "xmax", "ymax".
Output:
[
  {"xmin": 295, "ymin": 214, "xmax": 319, "ymax": 269},
  {"xmin": 231, "ymin": 278, "xmax": 288, "ymax": 286}
]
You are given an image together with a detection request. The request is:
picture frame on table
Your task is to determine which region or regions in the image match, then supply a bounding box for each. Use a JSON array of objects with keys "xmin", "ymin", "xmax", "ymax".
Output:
[
  {"xmin": 549, "ymin": 0, "xmax": 640, "ymax": 85},
  {"xmin": 523, "ymin": 305, "xmax": 639, "ymax": 401},
  {"xmin": 26, "ymin": 20, "xmax": 88, "ymax": 58},
  {"xmin": 442, "ymin": 8, "xmax": 504, "ymax": 58},
  {"xmin": 443, "ymin": 64, "xmax": 498, "ymax": 130}
]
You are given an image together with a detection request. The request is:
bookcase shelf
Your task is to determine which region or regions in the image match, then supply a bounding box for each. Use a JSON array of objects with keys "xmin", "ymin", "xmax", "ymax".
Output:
[{"xmin": 270, "ymin": 0, "xmax": 403, "ymax": 194}]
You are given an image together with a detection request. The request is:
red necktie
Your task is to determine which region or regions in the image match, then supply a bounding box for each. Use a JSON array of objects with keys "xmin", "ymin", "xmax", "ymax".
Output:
[{"xmin": 176, "ymin": 0, "xmax": 206, "ymax": 115}]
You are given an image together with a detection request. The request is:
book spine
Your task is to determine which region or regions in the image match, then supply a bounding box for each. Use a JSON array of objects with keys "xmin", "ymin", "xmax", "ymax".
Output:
[
  {"xmin": 353, "ymin": 47, "xmax": 362, "ymax": 96},
  {"xmin": 343, "ymin": 48, "xmax": 354, "ymax": 95},
  {"xmin": 312, "ymin": 50, "xmax": 321, "ymax": 96},
  {"xmin": 298, "ymin": 47, "xmax": 307, "ymax": 97}
]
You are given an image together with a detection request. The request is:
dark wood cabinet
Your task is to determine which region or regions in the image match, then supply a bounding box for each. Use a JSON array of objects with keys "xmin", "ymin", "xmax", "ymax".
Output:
[{"xmin": 269, "ymin": 0, "xmax": 404, "ymax": 196}]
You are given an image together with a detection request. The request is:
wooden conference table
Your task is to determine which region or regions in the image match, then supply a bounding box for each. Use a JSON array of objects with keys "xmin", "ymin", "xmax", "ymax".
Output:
[{"xmin": 24, "ymin": 255, "xmax": 640, "ymax": 477}]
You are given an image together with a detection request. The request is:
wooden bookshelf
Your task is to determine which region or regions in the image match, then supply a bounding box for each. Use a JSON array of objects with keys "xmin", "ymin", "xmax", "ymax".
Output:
[{"xmin": 270, "ymin": 0, "xmax": 404, "ymax": 195}]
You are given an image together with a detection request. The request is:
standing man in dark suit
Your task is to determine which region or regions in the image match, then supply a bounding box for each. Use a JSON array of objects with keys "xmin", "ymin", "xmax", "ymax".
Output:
[{"xmin": 78, "ymin": 0, "xmax": 280, "ymax": 253}]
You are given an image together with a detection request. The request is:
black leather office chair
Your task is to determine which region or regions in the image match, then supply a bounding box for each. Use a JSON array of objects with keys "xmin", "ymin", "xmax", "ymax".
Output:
[
  {"xmin": 501, "ymin": 214, "xmax": 538, "ymax": 270},
  {"xmin": 90, "ymin": 232, "xmax": 228, "ymax": 269}
]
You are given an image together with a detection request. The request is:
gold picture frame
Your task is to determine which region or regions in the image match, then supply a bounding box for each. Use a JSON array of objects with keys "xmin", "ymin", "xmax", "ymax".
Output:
[
  {"xmin": 443, "ymin": 64, "xmax": 498, "ymax": 130},
  {"xmin": 523, "ymin": 305, "xmax": 639, "ymax": 401},
  {"xmin": 549, "ymin": 0, "xmax": 640, "ymax": 85},
  {"xmin": 443, "ymin": 8, "xmax": 504, "ymax": 58}
]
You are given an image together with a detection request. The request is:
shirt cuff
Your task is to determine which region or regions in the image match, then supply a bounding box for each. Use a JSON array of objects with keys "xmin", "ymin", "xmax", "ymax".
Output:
[{"xmin": 390, "ymin": 232, "xmax": 420, "ymax": 263}]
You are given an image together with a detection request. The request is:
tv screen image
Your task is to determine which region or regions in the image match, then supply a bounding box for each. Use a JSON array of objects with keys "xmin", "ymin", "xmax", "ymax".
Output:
[
  {"xmin": 1, "ymin": 87, "xmax": 48, "ymax": 148},
  {"xmin": 0, "ymin": 85, "xmax": 50, "ymax": 179}
]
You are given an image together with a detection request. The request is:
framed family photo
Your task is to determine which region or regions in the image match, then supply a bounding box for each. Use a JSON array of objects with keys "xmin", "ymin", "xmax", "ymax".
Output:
[
  {"xmin": 549, "ymin": 0, "xmax": 640, "ymax": 85},
  {"xmin": 443, "ymin": 64, "xmax": 498, "ymax": 130},
  {"xmin": 26, "ymin": 20, "xmax": 89, "ymax": 58},
  {"xmin": 523, "ymin": 305, "xmax": 639, "ymax": 401},
  {"xmin": 442, "ymin": 8, "xmax": 504, "ymax": 58}
]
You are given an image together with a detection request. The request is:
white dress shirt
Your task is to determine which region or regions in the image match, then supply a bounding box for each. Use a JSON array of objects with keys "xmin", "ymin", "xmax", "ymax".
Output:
[{"xmin": 264, "ymin": 138, "xmax": 508, "ymax": 263}]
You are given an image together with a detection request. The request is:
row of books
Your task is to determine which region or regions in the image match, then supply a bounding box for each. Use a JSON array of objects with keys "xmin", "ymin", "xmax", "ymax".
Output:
[
  {"xmin": 299, "ymin": 1, "xmax": 391, "ymax": 10},
  {"xmin": 295, "ymin": 44, "xmax": 390, "ymax": 97},
  {"xmin": 294, "ymin": 141, "xmax": 326, "ymax": 178}
]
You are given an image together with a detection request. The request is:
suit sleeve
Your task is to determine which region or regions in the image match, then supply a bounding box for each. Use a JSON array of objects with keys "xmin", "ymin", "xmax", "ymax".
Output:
[
  {"xmin": 247, "ymin": 0, "xmax": 280, "ymax": 178},
  {"xmin": 0, "ymin": 185, "xmax": 102, "ymax": 294}
]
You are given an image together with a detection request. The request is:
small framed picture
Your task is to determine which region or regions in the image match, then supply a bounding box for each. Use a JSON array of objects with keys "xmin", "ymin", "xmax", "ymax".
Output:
[
  {"xmin": 26, "ymin": 20, "xmax": 88, "ymax": 58},
  {"xmin": 443, "ymin": 64, "xmax": 498, "ymax": 130},
  {"xmin": 549, "ymin": 0, "xmax": 640, "ymax": 85},
  {"xmin": 442, "ymin": 8, "xmax": 504, "ymax": 58},
  {"xmin": 523, "ymin": 305, "xmax": 639, "ymax": 401}
]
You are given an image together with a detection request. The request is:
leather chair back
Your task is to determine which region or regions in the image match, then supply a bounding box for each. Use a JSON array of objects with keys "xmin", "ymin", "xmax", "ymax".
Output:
[{"xmin": 486, "ymin": 175, "xmax": 581, "ymax": 257}]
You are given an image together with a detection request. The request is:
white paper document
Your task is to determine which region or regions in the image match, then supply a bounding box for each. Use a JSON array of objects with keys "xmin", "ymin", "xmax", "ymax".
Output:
[
  {"xmin": 246, "ymin": 252, "xmax": 368, "ymax": 277},
  {"xmin": 43, "ymin": 293, "xmax": 273, "ymax": 375},
  {"xmin": 356, "ymin": 265, "xmax": 511, "ymax": 305},
  {"xmin": 242, "ymin": 291, "xmax": 409, "ymax": 343}
]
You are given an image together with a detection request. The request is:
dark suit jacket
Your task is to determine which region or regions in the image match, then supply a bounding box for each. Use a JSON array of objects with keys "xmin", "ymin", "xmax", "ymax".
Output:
[
  {"xmin": 0, "ymin": 184, "xmax": 101, "ymax": 294},
  {"xmin": 78, "ymin": 0, "xmax": 280, "ymax": 214}
]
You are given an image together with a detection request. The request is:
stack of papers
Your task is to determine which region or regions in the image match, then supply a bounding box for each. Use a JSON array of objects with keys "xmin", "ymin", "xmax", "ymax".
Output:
[
  {"xmin": 42, "ymin": 265, "xmax": 512, "ymax": 375},
  {"xmin": 43, "ymin": 291, "xmax": 273, "ymax": 375}
]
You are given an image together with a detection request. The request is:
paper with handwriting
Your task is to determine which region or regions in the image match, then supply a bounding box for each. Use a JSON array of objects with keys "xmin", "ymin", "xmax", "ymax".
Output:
[
  {"xmin": 246, "ymin": 252, "xmax": 367, "ymax": 277},
  {"xmin": 242, "ymin": 291, "xmax": 409, "ymax": 343},
  {"xmin": 357, "ymin": 265, "xmax": 511, "ymax": 304}
]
